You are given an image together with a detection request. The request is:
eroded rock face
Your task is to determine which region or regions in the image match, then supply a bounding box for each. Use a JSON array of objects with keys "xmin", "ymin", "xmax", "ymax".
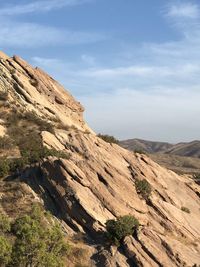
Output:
[
  {"xmin": 37, "ymin": 130, "xmax": 200, "ymax": 266},
  {"xmin": 0, "ymin": 51, "xmax": 92, "ymax": 132},
  {"xmin": 0, "ymin": 52, "xmax": 200, "ymax": 267}
]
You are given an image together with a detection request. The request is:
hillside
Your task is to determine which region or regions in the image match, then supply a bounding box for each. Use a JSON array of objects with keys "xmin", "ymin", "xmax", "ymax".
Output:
[
  {"xmin": 120, "ymin": 139, "xmax": 173, "ymax": 154},
  {"xmin": 165, "ymin": 140, "xmax": 200, "ymax": 158},
  {"xmin": 120, "ymin": 139, "xmax": 200, "ymax": 174},
  {"xmin": 120, "ymin": 138, "xmax": 200, "ymax": 157},
  {"xmin": 0, "ymin": 51, "xmax": 200, "ymax": 267}
]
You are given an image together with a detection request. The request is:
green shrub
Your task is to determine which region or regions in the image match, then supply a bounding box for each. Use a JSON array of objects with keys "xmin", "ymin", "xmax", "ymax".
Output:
[
  {"xmin": 135, "ymin": 179, "xmax": 151, "ymax": 200},
  {"xmin": 193, "ymin": 173, "xmax": 200, "ymax": 184},
  {"xmin": 0, "ymin": 204, "xmax": 70, "ymax": 267},
  {"xmin": 134, "ymin": 149, "xmax": 146, "ymax": 154},
  {"xmin": 97, "ymin": 134, "xmax": 119, "ymax": 144},
  {"xmin": 0, "ymin": 146, "xmax": 70, "ymax": 178},
  {"xmin": 105, "ymin": 215, "xmax": 139, "ymax": 245},
  {"xmin": 0, "ymin": 236, "xmax": 12, "ymax": 266},
  {"xmin": 0, "ymin": 215, "xmax": 11, "ymax": 233},
  {"xmin": 181, "ymin": 207, "xmax": 190, "ymax": 213},
  {"xmin": 0, "ymin": 158, "xmax": 10, "ymax": 178},
  {"xmin": 0, "ymin": 109, "xmax": 69, "ymax": 178}
]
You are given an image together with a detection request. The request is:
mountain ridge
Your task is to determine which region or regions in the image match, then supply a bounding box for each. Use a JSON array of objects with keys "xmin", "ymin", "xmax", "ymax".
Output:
[{"xmin": 120, "ymin": 138, "xmax": 200, "ymax": 157}]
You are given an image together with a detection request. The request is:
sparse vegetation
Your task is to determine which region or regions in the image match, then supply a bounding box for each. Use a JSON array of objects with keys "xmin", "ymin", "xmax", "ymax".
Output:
[
  {"xmin": 4, "ymin": 110, "xmax": 54, "ymax": 134},
  {"xmin": 0, "ymin": 204, "xmax": 70, "ymax": 267},
  {"xmin": 0, "ymin": 146, "xmax": 70, "ymax": 178},
  {"xmin": 0, "ymin": 136, "xmax": 13, "ymax": 150},
  {"xmin": 23, "ymin": 111, "xmax": 54, "ymax": 133},
  {"xmin": 0, "ymin": 91, "xmax": 8, "ymax": 101},
  {"xmin": 0, "ymin": 236, "xmax": 12, "ymax": 266},
  {"xmin": 29, "ymin": 78, "xmax": 39, "ymax": 87},
  {"xmin": 181, "ymin": 206, "xmax": 190, "ymax": 213},
  {"xmin": 0, "ymin": 109, "xmax": 70, "ymax": 179},
  {"xmin": 0, "ymin": 214, "xmax": 11, "ymax": 233},
  {"xmin": 75, "ymin": 264, "xmax": 89, "ymax": 267},
  {"xmin": 0, "ymin": 158, "xmax": 10, "ymax": 178},
  {"xmin": 105, "ymin": 215, "xmax": 139, "ymax": 245},
  {"xmin": 135, "ymin": 179, "xmax": 151, "ymax": 200},
  {"xmin": 193, "ymin": 173, "xmax": 200, "ymax": 184},
  {"xmin": 134, "ymin": 149, "xmax": 146, "ymax": 154},
  {"xmin": 97, "ymin": 134, "xmax": 119, "ymax": 144}
]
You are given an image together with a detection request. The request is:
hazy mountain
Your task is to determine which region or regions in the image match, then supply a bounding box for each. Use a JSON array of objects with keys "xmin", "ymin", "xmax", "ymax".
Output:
[
  {"xmin": 120, "ymin": 138, "xmax": 173, "ymax": 153},
  {"xmin": 120, "ymin": 138, "xmax": 200, "ymax": 158}
]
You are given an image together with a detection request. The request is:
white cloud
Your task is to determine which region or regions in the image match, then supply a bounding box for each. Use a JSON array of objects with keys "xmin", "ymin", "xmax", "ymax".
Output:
[
  {"xmin": 0, "ymin": 0, "xmax": 92, "ymax": 16},
  {"xmin": 78, "ymin": 64, "xmax": 200, "ymax": 79},
  {"xmin": 167, "ymin": 2, "xmax": 199, "ymax": 19},
  {"xmin": 0, "ymin": 20, "xmax": 105, "ymax": 48}
]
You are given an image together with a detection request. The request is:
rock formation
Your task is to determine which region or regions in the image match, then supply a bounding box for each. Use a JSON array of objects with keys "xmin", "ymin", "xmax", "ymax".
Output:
[{"xmin": 0, "ymin": 51, "xmax": 200, "ymax": 267}]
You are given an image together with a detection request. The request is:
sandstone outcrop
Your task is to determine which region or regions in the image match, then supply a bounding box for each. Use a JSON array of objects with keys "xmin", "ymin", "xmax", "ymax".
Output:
[
  {"xmin": 0, "ymin": 51, "xmax": 91, "ymax": 132},
  {"xmin": 0, "ymin": 52, "xmax": 200, "ymax": 267}
]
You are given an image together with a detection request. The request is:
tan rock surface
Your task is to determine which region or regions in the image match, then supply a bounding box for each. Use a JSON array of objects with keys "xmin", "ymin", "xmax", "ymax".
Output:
[
  {"xmin": 38, "ymin": 130, "xmax": 200, "ymax": 266},
  {"xmin": 0, "ymin": 51, "xmax": 92, "ymax": 132},
  {"xmin": 0, "ymin": 125, "xmax": 6, "ymax": 137}
]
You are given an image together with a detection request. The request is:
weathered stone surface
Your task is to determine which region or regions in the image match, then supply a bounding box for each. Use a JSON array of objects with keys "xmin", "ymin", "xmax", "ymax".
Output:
[
  {"xmin": 38, "ymin": 130, "xmax": 200, "ymax": 266},
  {"xmin": 0, "ymin": 125, "xmax": 6, "ymax": 137},
  {"xmin": 0, "ymin": 52, "xmax": 92, "ymax": 132}
]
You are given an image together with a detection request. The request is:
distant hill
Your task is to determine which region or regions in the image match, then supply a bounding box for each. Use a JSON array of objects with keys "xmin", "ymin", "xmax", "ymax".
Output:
[
  {"xmin": 164, "ymin": 140, "xmax": 200, "ymax": 158},
  {"xmin": 120, "ymin": 138, "xmax": 200, "ymax": 174},
  {"xmin": 120, "ymin": 138, "xmax": 173, "ymax": 153},
  {"xmin": 120, "ymin": 138, "xmax": 200, "ymax": 158}
]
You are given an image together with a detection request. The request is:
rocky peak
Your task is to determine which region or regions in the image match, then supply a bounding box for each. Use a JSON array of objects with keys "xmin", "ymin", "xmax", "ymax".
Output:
[
  {"xmin": 0, "ymin": 51, "xmax": 92, "ymax": 133},
  {"xmin": 0, "ymin": 52, "xmax": 200, "ymax": 267}
]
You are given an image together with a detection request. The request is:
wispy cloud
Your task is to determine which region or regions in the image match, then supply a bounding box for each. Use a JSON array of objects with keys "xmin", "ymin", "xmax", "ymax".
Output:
[
  {"xmin": 29, "ymin": 2, "xmax": 200, "ymax": 141},
  {"xmin": 0, "ymin": 0, "xmax": 103, "ymax": 48},
  {"xmin": 0, "ymin": 0, "xmax": 92, "ymax": 16},
  {"xmin": 166, "ymin": 2, "xmax": 199, "ymax": 19},
  {"xmin": 78, "ymin": 64, "xmax": 200, "ymax": 78},
  {"xmin": 0, "ymin": 20, "xmax": 105, "ymax": 48}
]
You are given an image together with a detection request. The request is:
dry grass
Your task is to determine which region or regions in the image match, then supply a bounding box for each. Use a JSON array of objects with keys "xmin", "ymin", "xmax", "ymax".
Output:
[
  {"xmin": 0, "ymin": 180, "xmax": 37, "ymax": 219},
  {"xmin": 66, "ymin": 245, "xmax": 91, "ymax": 267},
  {"xmin": 149, "ymin": 153, "xmax": 200, "ymax": 175}
]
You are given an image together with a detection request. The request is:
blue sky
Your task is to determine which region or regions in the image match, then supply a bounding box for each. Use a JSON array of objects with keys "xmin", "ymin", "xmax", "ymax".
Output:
[{"xmin": 0, "ymin": 0, "xmax": 200, "ymax": 142}]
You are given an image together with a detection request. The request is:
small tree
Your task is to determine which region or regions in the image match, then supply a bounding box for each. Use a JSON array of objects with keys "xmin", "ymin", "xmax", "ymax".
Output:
[
  {"xmin": 105, "ymin": 215, "xmax": 139, "ymax": 245},
  {"xmin": 97, "ymin": 134, "xmax": 119, "ymax": 144},
  {"xmin": 135, "ymin": 179, "xmax": 151, "ymax": 200},
  {"xmin": 10, "ymin": 204, "xmax": 70, "ymax": 267}
]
